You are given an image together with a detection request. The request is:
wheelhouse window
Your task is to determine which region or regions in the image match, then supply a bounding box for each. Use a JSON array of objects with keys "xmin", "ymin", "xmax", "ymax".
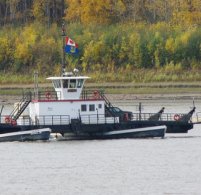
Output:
[
  {"xmin": 89, "ymin": 104, "xmax": 95, "ymax": 111},
  {"xmin": 77, "ymin": 79, "xmax": 84, "ymax": 88},
  {"xmin": 53, "ymin": 80, "xmax": 61, "ymax": 88},
  {"xmin": 98, "ymin": 104, "xmax": 102, "ymax": 109},
  {"xmin": 69, "ymin": 79, "xmax": 76, "ymax": 88},
  {"xmin": 63, "ymin": 80, "xmax": 68, "ymax": 88},
  {"xmin": 81, "ymin": 104, "xmax": 87, "ymax": 112}
]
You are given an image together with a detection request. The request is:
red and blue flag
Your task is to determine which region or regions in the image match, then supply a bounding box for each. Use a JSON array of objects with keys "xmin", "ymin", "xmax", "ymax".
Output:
[{"xmin": 65, "ymin": 37, "xmax": 78, "ymax": 54}]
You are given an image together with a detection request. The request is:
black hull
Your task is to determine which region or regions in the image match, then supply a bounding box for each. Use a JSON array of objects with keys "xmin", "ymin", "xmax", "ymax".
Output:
[
  {"xmin": 55, "ymin": 126, "xmax": 166, "ymax": 140},
  {"xmin": 0, "ymin": 129, "xmax": 51, "ymax": 142},
  {"xmin": 0, "ymin": 123, "xmax": 21, "ymax": 134},
  {"xmin": 125, "ymin": 121, "xmax": 193, "ymax": 133},
  {"xmin": 0, "ymin": 119, "xmax": 193, "ymax": 140},
  {"xmin": 93, "ymin": 126, "xmax": 166, "ymax": 139},
  {"xmin": 0, "ymin": 121, "xmax": 192, "ymax": 134}
]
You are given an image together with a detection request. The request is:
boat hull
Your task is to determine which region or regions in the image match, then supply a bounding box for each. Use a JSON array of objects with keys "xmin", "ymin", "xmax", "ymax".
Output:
[
  {"xmin": 0, "ymin": 128, "xmax": 51, "ymax": 142},
  {"xmin": 91, "ymin": 125, "xmax": 166, "ymax": 139},
  {"xmin": 60, "ymin": 125, "xmax": 166, "ymax": 140}
]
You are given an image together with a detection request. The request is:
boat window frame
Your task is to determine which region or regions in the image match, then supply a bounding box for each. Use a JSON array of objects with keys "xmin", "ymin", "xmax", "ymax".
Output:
[
  {"xmin": 69, "ymin": 79, "xmax": 76, "ymax": 88},
  {"xmin": 89, "ymin": 104, "xmax": 95, "ymax": 112},
  {"xmin": 52, "ymin": 80, "xmax": 61, "ymax": 88},
  {"xmin": 77, "ymin": 79, "xmax": 84, "ymax": 88},
  {"xmin": 63, "ymin": 79, "xmax": 69, "ymax": 88},
  {"xmin": 81, "ymin": 104, "xmax": 87, "ymax": 112},
  {"xmin": 98, "ymin": 104, "xmax": 102, "ymax": 109}
]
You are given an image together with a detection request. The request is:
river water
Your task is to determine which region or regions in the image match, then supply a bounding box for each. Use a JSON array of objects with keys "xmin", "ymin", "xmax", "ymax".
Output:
[{"xmin": 1, "ymin": 98, "xmax": 201, "ymax": 195}]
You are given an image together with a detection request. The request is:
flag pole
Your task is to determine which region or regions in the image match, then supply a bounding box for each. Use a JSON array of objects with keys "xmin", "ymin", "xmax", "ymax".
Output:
[{"xmin": 61, "ymin": 22, "xmax": 66, "ymax": 76}]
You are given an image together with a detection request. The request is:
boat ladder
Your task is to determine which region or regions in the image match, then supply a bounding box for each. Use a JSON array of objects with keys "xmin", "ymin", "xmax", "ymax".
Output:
[{"xmin": 9, "ymin": 92, "xmax": 32, "ymax": 121}]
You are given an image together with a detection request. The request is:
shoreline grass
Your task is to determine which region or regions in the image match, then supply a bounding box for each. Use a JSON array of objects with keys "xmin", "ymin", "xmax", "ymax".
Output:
[
  {"xmin": 1, "ymin": 68, "xmax": 201, "ymax": 84},
  {"xmin": 1, "ymin": 83, "xmax": 201, "ymax": 95},
  {"xmin": 1, "ymin": 69, "xmax": 201, "ymax": 95}
]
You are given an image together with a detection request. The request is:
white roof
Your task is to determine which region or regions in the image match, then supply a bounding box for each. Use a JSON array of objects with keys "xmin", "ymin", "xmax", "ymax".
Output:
[{"xmin": 47, "ymin": 76, "xmax": 90, "ymax": 80}]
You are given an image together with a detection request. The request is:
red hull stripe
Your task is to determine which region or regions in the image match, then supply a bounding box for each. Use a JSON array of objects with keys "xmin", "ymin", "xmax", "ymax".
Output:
[{"xmin": 32, "ymin": 99, "xmax": 104, "ymax": 103}]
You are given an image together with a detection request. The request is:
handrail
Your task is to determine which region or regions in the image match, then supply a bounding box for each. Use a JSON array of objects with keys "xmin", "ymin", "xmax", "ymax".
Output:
[
  {"xmin": 80, "ymin": 114, "xmax": 119, "ymax": 124},
  {"xmin": 1, "ymin": 114, "xmax": 119, "ymax": 126},
  {"xmin": 132, "ymin": 112, "xmax": 188, "ymax": 121},
  {"xmin": 9, "ymin": 92, "xmax": 32, "ymax": 120}
]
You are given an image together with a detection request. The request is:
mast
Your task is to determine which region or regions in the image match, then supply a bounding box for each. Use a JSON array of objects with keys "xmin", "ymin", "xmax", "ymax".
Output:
[
  {"xmin": 61, "ymin": 23, "xmax": 66, "ymax": 76},
  {"xmin": 34, "ymin": 71, "xmax": 39, "ymax": 100}
]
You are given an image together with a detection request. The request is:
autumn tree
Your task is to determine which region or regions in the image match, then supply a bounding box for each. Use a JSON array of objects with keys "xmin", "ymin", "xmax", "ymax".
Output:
[
  {"xmin": 170, "ymin": 0, "xmax": 201, "ymax": 26},
  {"xmin": 65, "ymin": 0, "xmax": 126, "ymax": 24}
]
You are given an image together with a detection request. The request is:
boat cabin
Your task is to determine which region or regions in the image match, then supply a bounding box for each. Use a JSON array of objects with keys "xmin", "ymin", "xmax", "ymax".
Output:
[
  {"xmin": 20, "ymin": 72, "xmax": 117, "ymax": 126},
  {"xmin": 47, "ymin": 73, "xmax": 89, "ymax": 100}
]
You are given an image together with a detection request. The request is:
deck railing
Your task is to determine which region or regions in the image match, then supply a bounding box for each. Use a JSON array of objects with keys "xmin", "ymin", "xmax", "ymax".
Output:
[
  {"xmin": 30, "ymin": 89, "xmax": 105, "ymax": 101},
  {"xmin": 194, "ymin": 112, "xmax": 201, "ymax": 123},
  {"xmin": 0, "ymin": 115, "xmax": 71, "ymax": 126},
  {"xmin": 132, "ymin": 112, "xmax": 186, "ymax": 121},
  {"xmin": 36, "ymin": 115, "xmax": 71, "ymax": 125},
  {"xmin": 37, "ymin": 91, "xmax": 59, "ymax": 101},
  {"xmin": 0, "ymin": 111, "xmax": 194, "ymax": 127},
  {"xmin": 80, "ymin": 114, "xmax": 119, "ymax": 124},
  {"xmin": 81, "ymin": 90, "xmax": 104, "ymax": 100},
  {"xmin": 0, "ymin": 114, "xmax": 118, "ymax": 126}
]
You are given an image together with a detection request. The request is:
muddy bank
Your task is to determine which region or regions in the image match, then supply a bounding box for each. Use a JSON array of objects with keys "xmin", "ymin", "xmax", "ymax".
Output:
[
  {"xmin": 107, "ymin": 93, "xmax": 201, "ymax": 101},
  {"xmin": 1, "ymin": 93, "xmax": 201, "ymax": 105}
]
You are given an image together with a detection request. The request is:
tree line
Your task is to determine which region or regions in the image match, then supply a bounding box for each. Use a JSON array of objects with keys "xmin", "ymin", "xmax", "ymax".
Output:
[
  {"xmin": 0, "ymin": 0, "xmax": 201, "ymax": 77},
  {"xmin": 0, "ymin": 0, "xmax": 201, "ymax": 26}
]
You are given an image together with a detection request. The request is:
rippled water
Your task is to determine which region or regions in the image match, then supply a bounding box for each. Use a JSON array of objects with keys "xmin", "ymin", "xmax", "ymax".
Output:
[{"xmin": 1, "ymin": 98, "xmax": 201, "ymax": 195}]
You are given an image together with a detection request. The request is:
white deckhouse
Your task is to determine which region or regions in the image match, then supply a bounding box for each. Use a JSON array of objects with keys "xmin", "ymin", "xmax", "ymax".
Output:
[{"xmin": 19, "ymin": 72, "xmax": 118, "ymax": 126}]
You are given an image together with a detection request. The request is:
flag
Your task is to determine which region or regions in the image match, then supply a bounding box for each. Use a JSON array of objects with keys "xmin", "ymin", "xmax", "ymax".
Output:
[{"xmin": 65, "ymin": 37, "xmax": 78, "ymax": 54}]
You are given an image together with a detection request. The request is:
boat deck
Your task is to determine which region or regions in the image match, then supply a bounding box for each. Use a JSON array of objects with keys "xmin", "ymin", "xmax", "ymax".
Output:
[{"xmin": 0, "ymin": 110, "xmax": 195, "ymax": 134}]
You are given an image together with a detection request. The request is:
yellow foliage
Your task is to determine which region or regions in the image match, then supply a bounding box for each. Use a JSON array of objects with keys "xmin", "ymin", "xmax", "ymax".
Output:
[
  {"xmin": 66, "ymin": 0, "xmax": 125, "ymax": 24},
  {"xmin": 46, "ymin": 37, "xmax": 56, "ymax": 46},
  {"xmin": 180, "ymin": 31, "xmax": 192, "ymax": 45},
  {"xmin": 32, "ymin": 0, "xmax": 46, "ymax": 22},
  {"xmin": 14, "ymin": 43, "xmax": 31, "ymax": 61},
  {"xmin": 172, "ymin": 11, "xmax": 201, "ymax": 26},
  {"xmin": 164, "ymin": 62, "xmax": 182, "ymax": 74},
  {"xmin": 65, "ymin": 0, "xmax": 82, "ymax": 22},
  {"xmin": 21, "ymin": 26, "xmax": 38, "ymax": 46},
  {"xmin": 13, "ymin": 25, "xmax": 38, "ymax": 64},
  {"xmin": 165, "ymin": 37, "xmax": 175, "ymax": 53},
  {"xmin": 0, "ymin": 37, "xmax": 11, "ymax": 62},
  {"xmin": 81, "ymin": 0, "xmax": 113, "ymax": 24}
]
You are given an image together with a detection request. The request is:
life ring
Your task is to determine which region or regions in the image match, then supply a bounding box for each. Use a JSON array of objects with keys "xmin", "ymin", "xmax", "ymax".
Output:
[
  {"xmin": 93, "ymin": 90, "xmax": 100, "ymax": 99},
  {"xmin": 11, "ymin": 119, "xmax": 17, "ymax": 126},
  {"xmin": 5, "ymin": 116, "xmax": 11, "ymax": 123},
  {"xmin": 174, "ymin": 114, "xmax": 180, "ymax": 121},
  {"xmin": 45, "ymin": 92, "xmax": 52, "ymax": 100}
]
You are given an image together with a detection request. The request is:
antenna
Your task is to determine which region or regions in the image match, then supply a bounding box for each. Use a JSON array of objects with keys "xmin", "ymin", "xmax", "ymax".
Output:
[
  {"xmin": 136, "ymin": 102, "xmax": 143, "ymax": 120},
  {"xmin": 190, "ymin": 97, "xmax": 195, "ymax": 110},
  {"xmin": 61, "ymin": 22, "xmax": 66, "ymax": 76},
  {"xmin": 34, "ymin": 71, "xmax": 39, "ymax": 100},
  {"xmin": 0, "ymin": 105, "xmax": 4, "ymax": 122},
  {"xmin": 193, "ymin": 97, "xmax": 195, "ymax": 108}
]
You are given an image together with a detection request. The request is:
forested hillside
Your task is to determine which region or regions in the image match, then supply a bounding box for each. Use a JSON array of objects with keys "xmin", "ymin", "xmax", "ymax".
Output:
[{"xmin": 0, "ymin": 0, "xmax": 201, "ymax": 82}]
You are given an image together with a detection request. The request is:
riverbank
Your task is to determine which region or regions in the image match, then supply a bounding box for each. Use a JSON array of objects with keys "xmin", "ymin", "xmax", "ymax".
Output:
[
  {"xmin": 1, "ymin": 91, "xmax": 201, "ymax": 105},
  {"xmin": 1, "ymin": 81, "xmax": 201, "ymax": 105},
  {"xmin": 1, "ymin": 82, "xmax": 201, "ymax": 95}
]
